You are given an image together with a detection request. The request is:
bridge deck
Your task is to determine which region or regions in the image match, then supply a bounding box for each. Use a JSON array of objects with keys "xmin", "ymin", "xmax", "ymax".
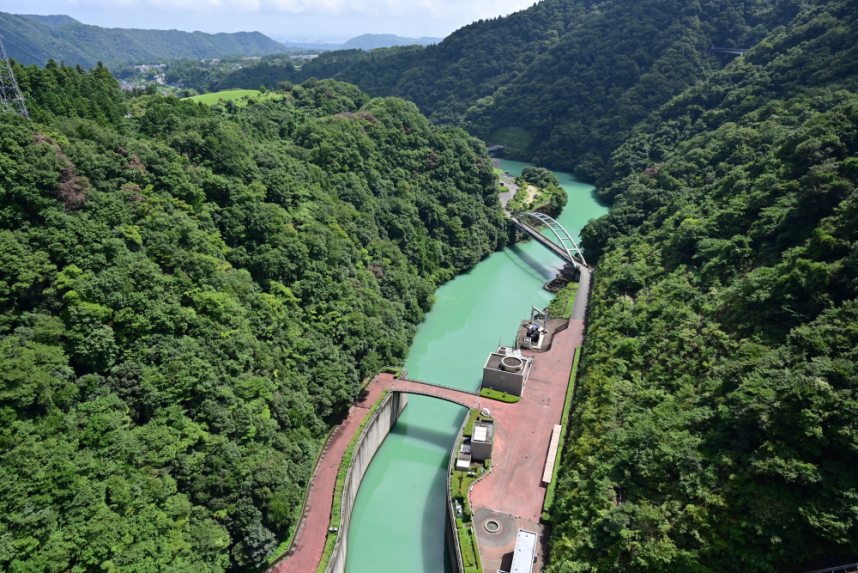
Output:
[
  {"xmin": 392, "ymin": 379, "xmax": 479, "ymax": 409},
  {"xmin": 511, "ymin": 216, "xmax": 581, "ymax": 269}
]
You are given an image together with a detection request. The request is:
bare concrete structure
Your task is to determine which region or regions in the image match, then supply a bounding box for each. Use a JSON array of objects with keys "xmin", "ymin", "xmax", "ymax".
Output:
[
  {"xmin": 471, "ymin": 420, "xmax": 494, "ymax": 461},
  {"xmin": 509, "ymin": 529, "xmax": 538, "ymax": 573},
  {"xmin": 456, "ymin": 441, "xmax": 472, "ymax": 470},
  {"xmin": 542, "ymin": 425, "xmax": 562, "ymax": 485},
  {"xmin": 324, "ymin": 391, "xmax": 408, "ymax": 573},
  {"xmin": 482, "ymin": 350, "xmax": 532, "ymax": 397}
]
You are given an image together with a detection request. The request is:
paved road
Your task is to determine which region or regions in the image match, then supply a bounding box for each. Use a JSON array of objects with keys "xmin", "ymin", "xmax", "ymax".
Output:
[
  {"xmin": 498, "ymin": 174, "xmax": 519, "ymax": 212},
  {"xmin": 272, "ymin": 373, "xmax": 397, "ymax": 573},
  {"xmin": 570, "ymin": 267, "xmax": 592, "ymax": 321},
  {"xmin": 470, "ymin": 320, "xmax": 584, "ymax": 522}
]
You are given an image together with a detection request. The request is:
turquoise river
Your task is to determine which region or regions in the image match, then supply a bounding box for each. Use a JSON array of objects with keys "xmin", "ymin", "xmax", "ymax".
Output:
[{"xmin": 344, "ymin": 160, "xmax": 609, "ymax": 572}]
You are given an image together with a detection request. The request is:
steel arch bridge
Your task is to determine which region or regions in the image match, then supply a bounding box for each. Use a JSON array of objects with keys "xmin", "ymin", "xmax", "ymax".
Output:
[{"xmin": 512, "ymin": 212, "xmax": 588, "ymax": 268}]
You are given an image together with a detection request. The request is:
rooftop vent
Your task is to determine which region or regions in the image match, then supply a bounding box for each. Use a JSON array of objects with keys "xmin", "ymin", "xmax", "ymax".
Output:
[{"xmin": 501, "ymin": 356, "xmax": 523, "ymax": 373}]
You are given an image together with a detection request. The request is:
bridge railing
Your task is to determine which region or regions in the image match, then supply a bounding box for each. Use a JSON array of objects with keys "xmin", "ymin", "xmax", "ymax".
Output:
[
  {"xmin": 804, "ymin": 564, "xmax": 858, "ymax": 573},
  {"xmin": 512, "ymin": 214, "xmax": 588, "ymax": 268},
  {"xmin": 397, "ymin": 377, "xmax": 480, "ymax": 396}
]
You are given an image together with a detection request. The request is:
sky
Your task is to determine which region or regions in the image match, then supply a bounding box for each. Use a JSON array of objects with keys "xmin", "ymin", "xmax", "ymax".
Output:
[{"xmin": 5, "ymin": 0, "xmax": 538, "ymax": 41}]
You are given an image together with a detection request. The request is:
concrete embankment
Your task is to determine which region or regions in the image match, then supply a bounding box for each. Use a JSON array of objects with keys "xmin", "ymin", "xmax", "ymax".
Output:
[
  {"xmin": 445, "ymin": 415, "xmax": 469, "ymax": 573},
  {"xmin": 272, "ymin": 374, "xmax": 398, "ymax": 573},
  {"xmin": 325, "ymin": 390, "xmax": 408, "ymax": 573}
]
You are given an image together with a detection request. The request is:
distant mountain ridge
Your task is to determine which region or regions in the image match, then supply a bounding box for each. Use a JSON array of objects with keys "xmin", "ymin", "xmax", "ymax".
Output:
[
  {"xmin": 0, "ymin": 12, "xmax": 288, "ymax": 68},
  {"xmin": 20, "ymin": 14, "xmax": 80, "ymax": 27},
  {"xmin": 340, "ymin": 34, "xmax": 443, "ymax": 50}
]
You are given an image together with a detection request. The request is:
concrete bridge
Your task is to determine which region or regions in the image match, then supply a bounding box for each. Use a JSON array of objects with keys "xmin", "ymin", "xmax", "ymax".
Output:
[
  {"xmin": 392, "ymin": 378, "xmax": 480, "ymax": 409},
  {"xmin": 511, "ymin": 212, "xmax": 588, "ymax": 270}
]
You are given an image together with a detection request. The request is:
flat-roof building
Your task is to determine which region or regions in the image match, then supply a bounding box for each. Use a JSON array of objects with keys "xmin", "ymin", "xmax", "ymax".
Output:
[
  {"xmin": 456, "ymin": 441, "xmax": 472, "ymax": 470},
  {"xmin": 471, "ymin": 420, "xmax": 494, "ymax": 461},
  {"xmin": 482, "ymin": 348, "xmax": 532, "ymax": 397},
  {"xmin": 498, "ymin": 529, "xmax": 538, "ymax": 573}
]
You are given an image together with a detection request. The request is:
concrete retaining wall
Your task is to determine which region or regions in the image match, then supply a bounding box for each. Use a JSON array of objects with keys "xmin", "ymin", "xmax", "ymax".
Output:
[
  {"xmin": 446, "ymin": 416, "xmax": 468, "ymax": 573},
  {"xmin": 325, "ymin": 391, "xmax": 407, "ymax": 573}
]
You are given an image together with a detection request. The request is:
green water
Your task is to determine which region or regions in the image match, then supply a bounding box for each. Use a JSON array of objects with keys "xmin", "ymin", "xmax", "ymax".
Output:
[{"xmin": 344, "ymin": 160, "xmax": 608, "ymax": 572}]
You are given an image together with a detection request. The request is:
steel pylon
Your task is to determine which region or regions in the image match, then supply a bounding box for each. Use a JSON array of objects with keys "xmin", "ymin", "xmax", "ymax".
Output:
[{"xmin": 0, "ymin": 33, "xmax": 30, "ymax": 119}]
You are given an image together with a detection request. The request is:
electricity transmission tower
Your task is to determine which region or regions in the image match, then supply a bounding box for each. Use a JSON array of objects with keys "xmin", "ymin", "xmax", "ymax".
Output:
[{"xmin": 0, "ymin": 33, "xmax": 29, "ymax": 119}]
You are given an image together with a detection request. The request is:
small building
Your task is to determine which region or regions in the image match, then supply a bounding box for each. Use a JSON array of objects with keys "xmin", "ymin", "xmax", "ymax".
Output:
[
  {"xmin": 482, "ymin": 349, "xmax": 531, "ymax": 397},
  {"xmin": 498, "ymin": 529, "xmax": 538, "ymax": 573},
  {"xmin": 487, "ymin": 145, "xmax": 504, "ymax": 158},
  {"xmin": 456, "ymin": 441, "xmax": 472, "ymax": 470},
  {"xmin": 471, "ymin": 420, "xmax": 494, "ymax": 461}
]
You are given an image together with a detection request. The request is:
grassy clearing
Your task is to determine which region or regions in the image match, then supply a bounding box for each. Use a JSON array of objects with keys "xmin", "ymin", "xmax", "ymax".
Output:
[
  {"xmin": 487, "ymin": 126, "xmax": 533, "ymax": 152},
  {"xmin": 479, "ymin": 388, "xmax": 520, "ymax": 403},
  {"xmin": 547, "ymin": 281, "xmax": 579, "ymax": 319},
  {"xmin": 493, "ymin": 167, "xmax": 505, "ymax": 175},
  {"xmin": 184, "ymin": 89, "xmax": 281, "ymax": 107},
  {"xmin": 542, "ymin": 346, "xmax": 581, "ymax": 521},
  {"xmin": 316, "ymin": 389, "xmax": 390, "ymax": 573}
]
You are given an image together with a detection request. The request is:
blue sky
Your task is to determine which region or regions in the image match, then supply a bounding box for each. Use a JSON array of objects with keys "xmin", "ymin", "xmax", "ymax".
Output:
[{"xmin": 5, "ymin": 0, "xmax": 536, "ymax": 40}]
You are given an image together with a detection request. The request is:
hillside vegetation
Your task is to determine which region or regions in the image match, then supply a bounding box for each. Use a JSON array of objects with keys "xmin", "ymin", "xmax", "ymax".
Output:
[
  {"xmin": 549, "ymin": 1, "xmax": 858, "ymax": 571},
  {"xmin": 0, "ymin": 62, "xmax": 505, "ymax": 572},
  {"xmin": 0, "ymin": 12, "xmax": 288, "ymax": 68},
  {"xmin": 203, "ymin": 0, "xmax": 803, "ymax": 182}
]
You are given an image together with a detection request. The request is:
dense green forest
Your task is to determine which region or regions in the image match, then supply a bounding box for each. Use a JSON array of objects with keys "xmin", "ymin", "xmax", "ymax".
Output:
[
  {"xmin": 549, "ymin": 0, "xmax": 858, "ymax": 571},
  {"xmin": 0, "ymin": 60, "xmax": 506, "ymax": 572},
  {"xmin": 195, "ymin": 0, "xmax": 804, "ymax": 182},
  {"xmin": 0, "ymin": 12, "xmax": 288, "ymax": 68},
  {"xmin": 194, "ymin": 0, "xmax": 578, "ymax": 123},
  {"xmin": 168, "ymin": 47, "xmax": 423, "ymax": 95}
]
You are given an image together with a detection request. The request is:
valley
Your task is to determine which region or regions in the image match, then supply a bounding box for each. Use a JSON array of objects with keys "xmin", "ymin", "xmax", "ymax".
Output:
[{"xmin": 1, "ymin": 1, "xmax": 858, "ymax": 573}]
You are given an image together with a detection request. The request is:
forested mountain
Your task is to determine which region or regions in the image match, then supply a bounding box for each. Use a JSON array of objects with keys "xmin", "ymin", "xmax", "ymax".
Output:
[
  {"xmin": 170, "ymin": 48, "xmax": 423, "ymax": 95},
  {"xmin": 0, "ymin": 62, "xmax": 505, "ymax": 572},
  {"xmin": 548, "ymin": 1, "xmax": 858, "ymax": 571},
  {"xmin": 183, "ymin": 0, "xmax": 578, "ymax": 113},
  {"xmin": 20, "ymin": 14, "xmax": 80, "ymax": 27},
  {"xmin": 461, "ymin": 0, "xmax": 804, "ymax": 178},
  {"xmin": 200, "ymin": 0, "xmax": 804, "ymax": 181},
  {"xmin": 340, "ymin": 34, "xmax": 443, "ymax": 50},
  {"xmin": 164, "ymin": 46, "xmax": 422, "ymax": 95},
  {"xmin": 0, "ymin": 12, "xmax": 288, "ymax": 68}
]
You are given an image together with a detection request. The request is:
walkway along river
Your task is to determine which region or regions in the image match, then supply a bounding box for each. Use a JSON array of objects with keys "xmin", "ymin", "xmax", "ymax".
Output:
[{"xmin": 344, "ymin": 160, "xmax": 609, "ymax": 573}]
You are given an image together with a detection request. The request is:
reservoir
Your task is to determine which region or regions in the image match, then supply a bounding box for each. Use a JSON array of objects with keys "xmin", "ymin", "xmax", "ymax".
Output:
[{"xmin": 344, "ymin": 160, "xmax": 609, "ymax": 572}]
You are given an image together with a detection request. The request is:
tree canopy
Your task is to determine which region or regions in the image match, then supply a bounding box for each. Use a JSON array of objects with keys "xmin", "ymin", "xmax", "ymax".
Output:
[
  {"xmin": 548, "ymin": 1, "xmax": 858, "ymax": 570},
  {"xmin": 199, "ymin": 0, "xmax": 804, "ymax": 182},
  {"xmin": 0, "ymin": 64, "xmax": 506, "ymax": 572}
]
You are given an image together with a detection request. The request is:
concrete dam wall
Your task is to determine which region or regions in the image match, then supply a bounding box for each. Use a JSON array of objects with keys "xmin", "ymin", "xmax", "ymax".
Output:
[{"xmin": 325, "ymin": 391, "xmax": 408, "ymax": 573}]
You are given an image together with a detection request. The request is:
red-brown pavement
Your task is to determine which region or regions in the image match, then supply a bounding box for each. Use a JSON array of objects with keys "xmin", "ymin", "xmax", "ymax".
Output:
[
  {"xmin": 470, "ymin": 320, "xmax": 584, "ymax": 523},
  {"xmin": 272, "ymin": 373, "xmax": 397, "ymax": 573},
  {"xmin": 392, "ymin": 378, "xmax": 480, "ymax": 409}
]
